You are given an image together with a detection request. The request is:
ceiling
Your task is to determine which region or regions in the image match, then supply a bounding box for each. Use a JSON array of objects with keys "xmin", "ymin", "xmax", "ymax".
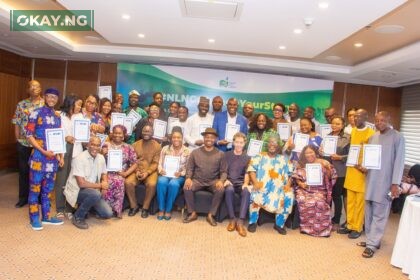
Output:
[{"xmin": 1, "ymin": 0, "xmax": 420, "ymax": 87}]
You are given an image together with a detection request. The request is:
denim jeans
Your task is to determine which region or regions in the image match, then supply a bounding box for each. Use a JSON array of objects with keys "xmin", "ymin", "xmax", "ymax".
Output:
[
  {"xmin": 75, "ymin": 188, "xmax": 112, "ymax": 220},
  {"xmin": 156, "ymin": 176, "xmax": 185, "ymax": 213}
]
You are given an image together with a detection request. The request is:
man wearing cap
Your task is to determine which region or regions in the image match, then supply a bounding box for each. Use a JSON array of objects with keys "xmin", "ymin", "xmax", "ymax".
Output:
[
  {"xmin": 12, "ymin": 80, "xmax": 45, "ymax": 208},
  {"xmin": 124, "ymin": 90, "xmax": 147, "ymax": 144},
  {"xmin": 25, "ymin": 88, "xmax": 65, "ymax": 230},
  {"xmin": 184, "ymin": 97, "xmax": 214, "ymax": 150},
  {"xmin": 183, "ymin": 127, "xmax": 227, "ymax": 226}
]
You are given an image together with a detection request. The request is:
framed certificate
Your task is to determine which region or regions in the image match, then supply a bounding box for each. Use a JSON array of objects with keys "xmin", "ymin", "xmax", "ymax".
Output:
[
  {"xmin": 107, "ymin": 149, "xmax": 123, "ymax": 171},
  {"xmin": 346, "ymin": 145, "xmax": 361, "ymax": 166},
  {"xmin": 293, "ymin": 133, "xmax": 310, "ymax": 152},
  {"xmin": 96, "ymin": 133, "xmax": 107, "ymax": 147},
  {"xmin": 247, "ymin": 139, "xmax": 263, "ymax": 157},
  {"xmin": 277, "ymin": 123, "xmax": 291, "ymax": 141},
  {"xmin": 110, "ymin": 113, "xmax": 125, "ymax": 131},
  {"xmin": 73, "ymin": 119, "xmax": 90, "ymax": 143},
  {"xmin": 319, "ymin": 124, "xmax": 332, "ymax": 138},
  {"xmin": 199, "ymin": 123, "xmax": 212, "ymax": 134},
  {"xmin": 123, "ymin": 117, "xmax": 134, "ymax": 136},
  {"xmin": 362, "ymin": 144, "xmax": 382, "ymax": 170},
  {"xmin": 153, "ymin": 119, "xmax": 167, "ymax": 139},
  {"xmin": 322, "ymin": 136, "xmax": 338, "ymax": 156},
  {"xmin": 225, "ymin": 123, "xmax": 240, "ymax": 142},
  {"xmin": 127, "ymin": 109, "xmax": 142, "ymax": 126},
  {"xmin": 163, "ymin": 155, "xmax": 180, "ymax": 178},
  {"xmin": 98, "ymin": 85, "xmax": 112, "ymax": 101},
  {"xmin": 306, "ymin": 163, "xmax": 323, "ymax": 186},
  {"xmin": 45, "ymin": 128, "xmax": 66, "ymax": 154},
  {"xmin": 167, "ymin": 117, "xmax": 180, "ymax": 134}
]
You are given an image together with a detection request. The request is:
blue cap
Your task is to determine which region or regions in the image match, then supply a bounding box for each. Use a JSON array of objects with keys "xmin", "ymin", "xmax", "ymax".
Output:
[{"xmin": 44, "ymin": 88, "xmax": 60, "ymax": 97}]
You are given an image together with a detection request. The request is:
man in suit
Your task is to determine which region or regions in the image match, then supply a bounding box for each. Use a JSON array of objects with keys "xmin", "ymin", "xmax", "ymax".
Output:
[{"xmin": 212, "ymin": 98, "xmax": 248, "ymax": 152}]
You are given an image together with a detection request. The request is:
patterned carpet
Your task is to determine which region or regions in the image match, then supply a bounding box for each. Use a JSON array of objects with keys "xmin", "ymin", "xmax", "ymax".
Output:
[{"xmin": 0, "ymin": 172, "xmax": 407, "ymax": 280}]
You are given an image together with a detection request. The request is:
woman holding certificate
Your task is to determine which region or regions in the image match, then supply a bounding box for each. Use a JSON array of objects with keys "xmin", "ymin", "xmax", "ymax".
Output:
[
  {"xmin": 102, "ymin": 125, "xmax": 138, "ymax": 218},
  {"xmin": 156, "ymin": 127, "xmax": 190, "ymax": 220},
  {"xmin": 76, "ymin": 94, "xmax": 106, "ymax": 135},
  {"xmin": 246, "ymin": 113, "xmax": 278, "ymax": 155},
  {"xmin": 99, "ymin": 98, "xmax": 112, "ymax": 134},
  {"xmin": 272, "ymin": 103, "xmax": 289, "ymax": 129},
  {"xmin": 292, "ymin": 145, "xmax": 337, "ymax": 237}
]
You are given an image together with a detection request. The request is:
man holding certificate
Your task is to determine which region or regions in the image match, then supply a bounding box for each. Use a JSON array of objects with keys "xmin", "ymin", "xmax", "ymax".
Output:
[
  {"xmin": 25, "ymin": 88, "xmax": 65, "ymax": 230},
  {"xmin": 360, "ymin": 111, "xmax": 405, "ymax": 258},
  {"xmin": 134, "ymin": 102, "xmax": 167, "ymax": 144},
  {"xmin": 184, "ymin": 97, "xmax": 214, "ymax": 150},
  {"xmin": 124, "ymin": 90, "xmax": 147, "ymax": 144}
]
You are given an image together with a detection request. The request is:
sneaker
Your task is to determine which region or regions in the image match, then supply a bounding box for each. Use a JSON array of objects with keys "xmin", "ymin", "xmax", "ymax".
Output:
[
  {"xmin": 42, "ymin": 217, "xmax": 64, "ymax": 225},
  {"xmin": 55, "ymin": 212, "xmax": 65, "ymax": 219},
  {"xmin": 71, "ymin": 216, "xmax": 89, "ymax": 230},
  {"xmin": 31, "ymin": 220, "xmax": 43, "ymax": 231}
]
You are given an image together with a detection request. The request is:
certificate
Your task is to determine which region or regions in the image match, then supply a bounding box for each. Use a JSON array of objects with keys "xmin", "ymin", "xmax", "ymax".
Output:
[
  {"xmin": 322, "ymin": 136, "xmax": 338, "ymax": 156},
  {"xmin": 306, "ymin": 163, "xmax": 323, "ymax": 186},
  {"xmin": 247, "ymin": 139, "xmax": 263, "ymax": 157},
  {"xmin": 153, "ymin": 119, "xmax": 167, "ymax": 139},
  {"xmin": 163, "ymin": 155, "xmax": 180, "ymax": 178},
  {"xmin": 277, "ymin": 123, "xmax": 291, "ymax": 141},
  {"xmin": 98, "ymin": 85, "xmax": 112, "ymax": 101},
  {"xmin": 107, "ymin": 149, "xmax": 123, "ymax": 171},
  {"xmin": 96, "ymin": 133, "xmax": 107, "ymax": 147},
  {"xmin": 199, "ymin": 123, "xmax": 212, "ymax": 134},
  {"xmin": 73, "ymin": 119, "xmax": 90, "ymax": 143},
  {"xmin": 167, "ymin": 117, "xmax": 180, "ymax": 134},
  {"xmin": 293, "ymin": 133, "xmax": 310, "ymax": 152},
  {"xmin": 110, "ymin": 113, "xmax": 125, "ymax": 131},
  {"xmin": 319, "ymin": 124, "xmax": 332, "ymax": 138},
  {"xmin": 45, "ymin": 128, "xmax": 66, "ymax": 154},
  {"xmin": 123, "ymin": 117, "xmax": 134, "ymax": 136},
  {"xmin": 225, "ymin": 124, "xmax": 240, "ymax": 142},
  {"xmin": 127, "ymin": 109, "xmax": 142, "ymax": 126},
  {"xmin": 346, "ymin": 145, "xmax": 361, "ymax": 166},
  {"xmin": 362, "ymin": 144, "xmax": 382, "ymax": 170}
]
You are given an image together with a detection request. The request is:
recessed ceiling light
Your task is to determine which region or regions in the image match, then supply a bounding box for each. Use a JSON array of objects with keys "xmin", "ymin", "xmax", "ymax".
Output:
[
  {"xmin": 318, "ymin": 2, "xmax": 329, "ymax": 9},
  {"xmin": 374, "ymin": 25, "xmax": 405, "ymax": 34},
  {"xmin": 293, "ymin": 29, "xmax": 302, "ymax": 34},
  {"xmin": 278, "ymin": 45, "xmax": 286, "ymax": 50},
  {"xmin": 208, "ymin": 38, "xmax": 215, "ymax": 43},
  {"xmin": 354, "ymin": 42, "xmax": 363, "ymax": 48},
  {"xmin": 325, "ymin": 55, "xmax": 341, "ymax": 61},
  {"xmin": 84, "ymin": 35, "xmax": 101, "ymax": 41},
  {"xmin": 138, "ymin": 33, "xmax": 145, "ymax": 38},
  {"xmin": 122, "ymin": 14, "xmax": 130, "ymax": 20}
]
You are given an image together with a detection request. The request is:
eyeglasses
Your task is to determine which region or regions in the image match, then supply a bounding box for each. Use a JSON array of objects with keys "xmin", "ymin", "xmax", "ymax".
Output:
[{"xmin": 273, "ymin": 109, "xmax": 283, "ymax": 112}]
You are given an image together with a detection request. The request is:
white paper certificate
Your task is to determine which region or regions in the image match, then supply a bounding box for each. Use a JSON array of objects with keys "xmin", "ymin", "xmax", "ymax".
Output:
[
  {"xmin": 153, "ymin": 119, "xmax": 167, "ymax": 139},
  {"xmin": 127, "ymin": 109, "xmax": 142, "ymax": 126},
  {"xmin": 322, "ymin": 136, "xmax": 338, "ymax": 156},
  {"xmin": 247, "ymin": 139, "xmax": 263, "ymax": 157},
  {"xmin": 199, "ymin": 123, "xmax": 212, "ymax": 134},
  {"xmin": 107, "ymin": 149, "xmax": 123, "ymax": 171},
  {"xmin": 96, "ymin": 133, "xmax": 107, "ymax": 147},
  {"xmin": 123, "ymin": 117, "xmax": 134, "ymax": 136},
  {"xmin": 164, "ymin": 155, "xmax": 180, "ymax": 178},
  {"xmin": 45, "ymin": 128, "xmax": 66, "ymax": 154},
  {"xmin": 319, "ymin": 124, "xmax": 332, "ymax": 138},
  {"xmin": 73, "ymin": 119, "xmax": 90, "ymax": 143},
  {"xmin": 362, "ymin": 144, "xmax": 382, "ymax": 170},
  {"xmin": 293, "ymin": 133, "xmax": 310, "ymax": 152},
  {"xmin": 277, "ymin": 123, "xmax": 291, "ymax": 141},
  {"xmin": 346, "ymin": 145, "xmax": 361, "ymax": 166},
  {"xmin": 110, "ymin": 113, "xmax": 125, "ymax": 131},
  {"xmin": 98, "ymin": 85, "xmax": 112, "ymax": 101},
  {"xmin": 306, "ymin": 163, "xmax": 323, "ymax": 186},
  {"xmin": 167, "ymin": 117, "xmax": 180, "ymax": 134},
  {"xmin": 225, "ymin": 124, "xmax": 240, "ymax": 142}
]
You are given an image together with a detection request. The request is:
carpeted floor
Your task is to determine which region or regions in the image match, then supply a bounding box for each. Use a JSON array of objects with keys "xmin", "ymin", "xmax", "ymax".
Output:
[{"xmin": 0, "ymin": 172, "xmax": 407, "ymax": 280}]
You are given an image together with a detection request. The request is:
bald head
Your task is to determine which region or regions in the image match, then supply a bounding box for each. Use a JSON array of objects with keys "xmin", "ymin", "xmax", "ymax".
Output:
[
  {"xmin": 87, "ymin": 136, "xmax": 101, "ymax": 157},
  {"xmin": 354, "ymin": 109, "xmax": 368, "ymax": 128}
]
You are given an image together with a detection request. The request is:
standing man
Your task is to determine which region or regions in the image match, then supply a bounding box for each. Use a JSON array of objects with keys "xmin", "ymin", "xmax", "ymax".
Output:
[
  {"xmin": 324, "ymin": 107, "xmax": 337, "ymax": 124},
  {"xmin": 184, "ymin": 97, "xmax": 214, "ymax": 150},
  {"xmin": 212, "ymin": 96, "xmax": 224, "ymax": 115},
  {"xmin": 288, "ymin": 103, "xmax": 301, "ymax": 134},
  {"xmin": 338, "ymin": 109, "xmax": 375, "ymax": 239},
  {"xmin": 12, "ymin": 80, "xmax": 44, "ymax": 208},
  {"xmin": 242, "ymin": 102, "xmax": 254, "ymax": 126},
  {"xmin": 183, "ymin": 128, "xmax": 227, "ymax": 226},
  {"xmin": 213, "ymin": 98, "xmax": 248, "ymax": 152},
  {"xmin": 25, "ymin": 88, "xmax": 64, "ymax": 230},
  {"xmin": 124, "ymin": 90, "xmax": 148, "ymax": 144},
  {"xmin": 361, "ymin": 111, "xmax": 405, "ymax": 258}
]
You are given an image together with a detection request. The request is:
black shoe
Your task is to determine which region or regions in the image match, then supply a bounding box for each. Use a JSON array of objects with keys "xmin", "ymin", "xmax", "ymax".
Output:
[
  {"xmin": 183, "ymin": 213, "xmax": 198, "ymax": 223},
  {"xmin": 337, "ymin": 227, "xmax": 352, "ymax": 234},
  {"xmin": 128, "ymin": 207, "xmax": 140, "ymax": 217},
  {"xmin": 274, "ymin": 225, "xmax": 287, "ymax": 235},
  {"xmin": 348, "ymin": 230, "xmax": 362, "ymax": 239},
  {"xmin": 206, "ymin": 214, "xmax": 217, "ymax": 227},
  {"xmin": 247, "ymin": 223, "xmax": 257, "ymax": 233},
  {"xmin": 141, "ymin": 209, "xmax": 149, "ymax": 218},
  {"xmin": 71, "ymin": 216, "xmax": 89, "ymax": 230},
  {"xmin": 15, "ymin": 200, "xmax": 27, "ymax": 208}
]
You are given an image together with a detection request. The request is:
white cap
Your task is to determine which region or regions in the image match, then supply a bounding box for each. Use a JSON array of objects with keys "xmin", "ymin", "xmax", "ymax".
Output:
[{"xmin": 129, "ymin": 89, "xmax": 140, "ymax": 96}]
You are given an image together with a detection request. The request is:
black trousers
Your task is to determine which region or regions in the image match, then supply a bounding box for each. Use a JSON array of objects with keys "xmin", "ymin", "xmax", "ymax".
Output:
[
  {"xmin": 332, "ymin": 177, "xmax": 346, "ymax": 224},
  {"xmin": 16, "ymin": 142, "xmax": 32, "ymax": 202}
]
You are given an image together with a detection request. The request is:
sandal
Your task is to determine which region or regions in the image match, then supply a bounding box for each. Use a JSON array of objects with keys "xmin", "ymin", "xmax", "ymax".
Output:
[
  {"xmin": 362, "ymin": 248, "xmax": 374, "ymax": 258},
  {"xmin": 356, "ymin": 242, "xmax": 366, "ymax": 247}
]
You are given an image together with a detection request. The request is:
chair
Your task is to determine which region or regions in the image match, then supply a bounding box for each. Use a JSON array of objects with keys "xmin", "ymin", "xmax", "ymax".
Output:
[{"xmin": 257, "ymin": 201, "xmax": 300, "ymax": 229}]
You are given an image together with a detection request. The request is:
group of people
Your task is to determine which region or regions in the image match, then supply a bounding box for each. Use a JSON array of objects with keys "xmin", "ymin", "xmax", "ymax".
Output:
[{"xmin": 12, "ymin": 79, "xmax": 416, "ymax": 259}]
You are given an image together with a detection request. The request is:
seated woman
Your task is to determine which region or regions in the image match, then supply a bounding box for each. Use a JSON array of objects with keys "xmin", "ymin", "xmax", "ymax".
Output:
[
  {"xmin": 156, "ymin": 127, "xmax": 190, "ymax": 220},
  {"xmin": 247, "ymin": 135, "xmax": 294, "ymax": 235},
  {"xmin": 102, "ymin": 125, "xmax": 138, "ymax": 218},
  {"xmin": 292, "ymin": 145, "xmax": 337, "ymax": 237},
  {"xmin": 247, "ymin": 113, "xmax": 278, "ymax": 153},
  {"xmin": 400, "ymin": 164, "xmax": 420, "ymax": 194}
]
